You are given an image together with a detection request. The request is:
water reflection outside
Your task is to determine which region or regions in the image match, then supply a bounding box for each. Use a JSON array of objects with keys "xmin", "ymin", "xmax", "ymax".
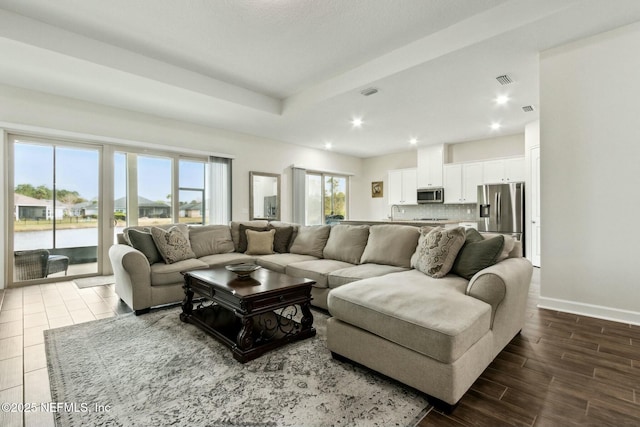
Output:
[{"xmin": 14, "ymin": 227, "xmax": 125, "ymax": 251}]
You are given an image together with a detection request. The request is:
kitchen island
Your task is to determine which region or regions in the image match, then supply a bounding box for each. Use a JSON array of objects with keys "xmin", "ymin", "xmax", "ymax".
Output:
[{"xmin": 340, "ymin": 219, "xmax": 477, "ymax": 228}]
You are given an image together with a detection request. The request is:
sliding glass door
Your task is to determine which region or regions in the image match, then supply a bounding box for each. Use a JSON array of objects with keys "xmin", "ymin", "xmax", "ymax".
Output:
[
  {"xmin": 11, "ymin": 136, "xmax": 101, "ymax": 283},
  {"xmin": 8, "ymin": 134, "xmax": 225, "ymax": 287}
]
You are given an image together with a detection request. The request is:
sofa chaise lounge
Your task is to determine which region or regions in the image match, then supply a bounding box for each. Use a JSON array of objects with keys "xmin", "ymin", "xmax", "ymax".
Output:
[{"xmin": 109, "ymin": 220, "xmax": 532, "ymax": 407}]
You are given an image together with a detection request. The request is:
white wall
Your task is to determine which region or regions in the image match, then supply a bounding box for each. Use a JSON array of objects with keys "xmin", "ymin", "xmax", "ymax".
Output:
[
  {"xmin": 0, "ymin": 85, "xmax": 363, "ymax": 288},
  {"xmin": 446, "ymin": 133, "xmax": 524, "ymax": 163},
  {"xmin": 353, "ymin": 150, "xmax": 417, "ymax": 220},
  {"xmin": 0, "ymin": 84, "xmax": 362, "ymax": 222},
  {"xmin": 539, "ymin": 23, "xmax": 640, "ymax": 324}
]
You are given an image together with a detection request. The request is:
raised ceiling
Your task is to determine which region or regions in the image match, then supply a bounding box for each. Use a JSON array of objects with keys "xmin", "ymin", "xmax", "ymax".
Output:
[{"xmin": 1, "ymin": 0, "xmax": 640, "ymax": 157}]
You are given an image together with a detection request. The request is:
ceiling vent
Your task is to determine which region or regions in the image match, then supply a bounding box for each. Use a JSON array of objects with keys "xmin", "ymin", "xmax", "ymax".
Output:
[
  {"xmin": 360, "ymin": 87, "xmax": 379, "ymax": 96},
  {"xmin": 495, "ymin": 74, "xmax": 513, "ymax": 85},
  {"xmin": 522, "ymin": 105, "xmax": 535, "ymax": 112}
]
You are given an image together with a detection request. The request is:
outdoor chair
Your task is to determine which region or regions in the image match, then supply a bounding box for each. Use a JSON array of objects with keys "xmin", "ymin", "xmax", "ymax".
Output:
[{"xmin": 14, "ymin": 249, "xmax": 70, "ymax": 280}]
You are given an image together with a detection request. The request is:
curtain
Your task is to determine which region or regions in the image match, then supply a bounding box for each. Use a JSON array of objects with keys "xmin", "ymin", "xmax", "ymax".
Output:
[
  {"xmin": 208, "ymin": 156, "xmax": 232, "ymax": 225},
  {"xmin": 292, "ymin": 167, "xmax": 306, "ymax": 225}
]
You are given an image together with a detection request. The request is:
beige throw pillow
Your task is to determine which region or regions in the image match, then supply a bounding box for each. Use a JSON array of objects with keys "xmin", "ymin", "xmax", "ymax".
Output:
[
  {"xmin": 245, "ymin": 229, "xmax": 276, "ymax": 255},
  {"xmin": 150, "ymin": 224, "xmax": 196, "ymax": 264},
  {"xmin": 413, "ymin": 227, "xmax": 466, "ymax": 278}
]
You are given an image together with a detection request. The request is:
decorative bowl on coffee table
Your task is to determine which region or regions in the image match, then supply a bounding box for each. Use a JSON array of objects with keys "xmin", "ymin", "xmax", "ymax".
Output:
[{"xmin": 225, "ymin": 263, "xmax": 261, "ymax": 280}]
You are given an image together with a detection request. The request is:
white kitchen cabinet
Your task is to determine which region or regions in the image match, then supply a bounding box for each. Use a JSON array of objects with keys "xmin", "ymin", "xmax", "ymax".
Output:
[
  {"xmin": 443, "ymin": 162, "xmax": 483, "ymax": 204},
  {"xmin": 417, "ymin": 145, "xmax": 444, "ymax": 188},
  {"xmin": 388, "ymin": 168, "xmax": 417, "ymax": 205},
  {"xmin": 482, "ymin": 157, "xmax": 525, "ymax": 183}
]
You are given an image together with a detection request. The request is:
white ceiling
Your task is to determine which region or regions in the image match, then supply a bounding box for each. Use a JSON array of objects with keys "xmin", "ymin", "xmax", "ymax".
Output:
[{"xmin": 1, "ymin": 0, "xmax": 640, "ymax": 158}]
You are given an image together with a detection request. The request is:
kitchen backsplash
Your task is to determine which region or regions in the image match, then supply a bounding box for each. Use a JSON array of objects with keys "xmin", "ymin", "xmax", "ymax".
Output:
[{"xmin": 389, "ymin": 203, "xmax": 478, "ymax": 221}]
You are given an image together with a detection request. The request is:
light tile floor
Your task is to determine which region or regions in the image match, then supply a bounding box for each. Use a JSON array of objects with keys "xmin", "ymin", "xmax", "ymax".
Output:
[{"xmin": 0, "ymin": 281, "xmax": 131, "ymax": 427}]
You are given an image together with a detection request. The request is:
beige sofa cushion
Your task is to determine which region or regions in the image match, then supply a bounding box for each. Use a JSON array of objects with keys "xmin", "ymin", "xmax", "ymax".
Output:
[
  {"xmin": 198, "ymin": 253, "xmax": 256, "ymax": 268},
  {"xmin": 188, "ymin": 225, "xmax": 235, "ymax": 258},
  {"xmin": 150, "ymin": 258, "xmax": 208, "ymax": 286},
  {"xmin": 289, "ymin": 225, "xmax": 331, "ymax": 258},
  {"xmin": 323, "ymin": 224, "xmax": 370, "ymax": 264},
  {"xmin": 255, "ymin": 253, "xmax": 318, "ymax": 273},
  {"xmin": 360, "ymin": 225, "xmax": 420, "ymax": 268},
  {"xmin": 286, "ymin": 259, "xmax": 354, "ymax": 289},
  {"xmin": 328, "ymin": 264, "xmax": 408, "ymax": 288},
  {"xmin": 327, "ymin": 270, "xmax": 491, "ymax": 363}
]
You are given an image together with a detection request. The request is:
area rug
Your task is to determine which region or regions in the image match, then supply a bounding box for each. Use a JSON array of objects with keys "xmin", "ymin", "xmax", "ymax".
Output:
[
  {"xmin": 72, "ymin": 275, "xmax": 115, "ymax": 289},
  {"xmin": 45, "ymin": 307, "xmax": 431, "ymax": 427}
]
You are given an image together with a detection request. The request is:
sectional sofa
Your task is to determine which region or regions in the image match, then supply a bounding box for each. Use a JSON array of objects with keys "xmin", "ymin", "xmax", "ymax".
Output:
[{"xmin": 109, "ymin": 220, "xmax": 532, "ymax": 407}]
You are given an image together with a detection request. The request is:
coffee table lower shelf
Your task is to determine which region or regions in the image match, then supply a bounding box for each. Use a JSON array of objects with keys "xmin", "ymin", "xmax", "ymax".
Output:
[{"xmin": 181, "ymin": 303, "xmax": 316, "ymax": 363}]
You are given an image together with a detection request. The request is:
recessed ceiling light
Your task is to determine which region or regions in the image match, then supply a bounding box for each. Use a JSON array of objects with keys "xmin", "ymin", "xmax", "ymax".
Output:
[
  {"xmin": 409, "ymin": 138, "xmax": 418, "ymax": 145},
  {"xmin": 490, "ymin": 122, "xmax": 502, "ymax": 130},
  {"xmin": 496, "ymin": 95, "xmax": 509, "ymax": 105},
  {"xmin": 324, "ymin": 142, "xmax": 332, "ymax": 150},
  {"xmin": 351, "ymin": 118, "xmax": 363, "ymax": 128}
]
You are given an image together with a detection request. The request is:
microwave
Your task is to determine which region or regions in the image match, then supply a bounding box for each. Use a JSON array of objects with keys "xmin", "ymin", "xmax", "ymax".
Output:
[{"xmin": 417, "ymin": 187, "xmax": 444, "ymax": 204}]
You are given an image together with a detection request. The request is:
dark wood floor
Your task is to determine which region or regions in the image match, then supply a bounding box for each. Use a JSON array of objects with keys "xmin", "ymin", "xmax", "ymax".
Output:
[{"xmin": 417, "ymin": 268, "xmax": 640, "ymax": 427}]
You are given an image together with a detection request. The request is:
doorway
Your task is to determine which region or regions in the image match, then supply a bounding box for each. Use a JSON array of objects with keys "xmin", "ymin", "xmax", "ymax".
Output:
[{"xmin": 10, "ymin": 135, "xmax": 102, "ymax": 285}]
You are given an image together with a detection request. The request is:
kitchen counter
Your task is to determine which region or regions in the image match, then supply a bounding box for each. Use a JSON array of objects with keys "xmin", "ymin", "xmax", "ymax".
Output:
[{"xmin": 340, "ymin": 219, "xmax": 474, "ymax": 227}]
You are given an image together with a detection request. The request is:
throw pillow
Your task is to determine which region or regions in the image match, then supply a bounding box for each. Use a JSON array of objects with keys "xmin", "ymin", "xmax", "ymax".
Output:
[
  {"xmin": 361, "ymin": 224, "xmax": 421, "ymax": 268},
  {"xmin": 188, "ymin": 225, "xmax": 235, "ymax": 257},
  {"xmin": 498, "ymin": 234, "xmax": 516, "ymax": 261},
  {"xmin": 451, "ymin": 229, "xmax": 504, "ymax": 280},
  {"xmin": 322, "ymin": 224, "xmax": 370, "ymax": 264},
  {"xmin": 245, "ymin": 229, "xmax": 276, "ymax": 255},
  {"xmin": 150, "ymin": 224, "xmax": 196, "ymax": 264},
  {"xmin": 413, "ymin": 227, "xmax": 466, "ymax": 278},
  {"xmin": 126, "ymin": 229, "xmax": 162, "ymax": 264},
  {"xmin": 237, "ymin": 224, "xmax": 269, "ymax": 253},
  {"xmin": 267, "ymin": 224, "xmax": 294, "ymax": 253},
  {"xmin": 289, "ymin": 225, "xmax": 331, "ymax": 258}
]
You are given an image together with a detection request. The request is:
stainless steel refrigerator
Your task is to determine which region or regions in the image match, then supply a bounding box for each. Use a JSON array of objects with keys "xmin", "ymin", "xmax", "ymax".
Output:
[{"xmin": 477, "ymin": 182, "xmax": 524, "ymax": 254}]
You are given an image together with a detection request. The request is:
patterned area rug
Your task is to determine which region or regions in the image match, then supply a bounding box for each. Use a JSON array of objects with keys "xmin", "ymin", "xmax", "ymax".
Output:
[{"xmin": 45, "ymin": 307, "xmax": 431, "ymax": 427}]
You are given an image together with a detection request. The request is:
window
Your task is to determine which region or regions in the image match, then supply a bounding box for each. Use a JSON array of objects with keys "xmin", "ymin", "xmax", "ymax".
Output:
[
  {"xmin": 179, "ymin": 159, "xmax": 206, "ymax": 225},
  {"xmin": 11, "ymin": 136, "xmax": 101, "ymax": 281},
  {"xmin": 304, "ymin": 172, "xmax": 348, "ymax": 225}
]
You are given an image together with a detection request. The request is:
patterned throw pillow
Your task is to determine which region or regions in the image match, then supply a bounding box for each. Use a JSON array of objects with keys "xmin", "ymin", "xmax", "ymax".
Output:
[
  {"xmin": 413, "ymin": 227, "xmax": 466, "ymax": 278},
  {"xmin": 150, "ymin": 225, "xmax": 196, "ymax": 264}
]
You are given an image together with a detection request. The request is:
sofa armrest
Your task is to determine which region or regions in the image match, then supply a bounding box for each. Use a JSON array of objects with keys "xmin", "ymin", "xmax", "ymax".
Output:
[
  {"xmin": 108, "ymin": 244, "xmax": 152, "ymax": 311},
  {"xmin": 466, "ymin": 257, "xmax": 533, "ymax": 329}
]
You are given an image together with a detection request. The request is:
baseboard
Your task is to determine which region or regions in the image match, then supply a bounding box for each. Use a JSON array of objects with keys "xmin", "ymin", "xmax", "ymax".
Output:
[{"xmin": 538, "ymin": 297, "xmax": 640, "ymax": 326}]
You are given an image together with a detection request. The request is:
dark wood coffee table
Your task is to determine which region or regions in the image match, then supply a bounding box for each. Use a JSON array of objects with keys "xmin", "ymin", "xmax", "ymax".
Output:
[{"xmin": 180, "ymin": 267, "xmax": 316, "ymax": 363}]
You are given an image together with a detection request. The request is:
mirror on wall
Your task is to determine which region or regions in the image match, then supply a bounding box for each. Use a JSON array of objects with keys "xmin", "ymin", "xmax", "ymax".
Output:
[{"xmin": 249, "ymin": 171, "xmax": 281, "ymax": 220}]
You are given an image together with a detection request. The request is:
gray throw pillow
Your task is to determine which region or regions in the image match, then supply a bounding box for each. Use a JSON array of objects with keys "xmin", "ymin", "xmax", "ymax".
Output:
[
  {"xmin": 323, "ymin": 224, "xmax": 370, "ymax": 264},
  {"xmin": 150, "ymin": 224, "xmax": 196, "ymax": 264},
  {"xmin": 289, "ymin": 225, "xmax": 331, "ymax": 258},
  {"xmin": 127, "ymin": 229, "xmax": 162, "ymax": 264},
  {"xmin": 413, "ymin": 227, "xmax": 466, "ymax": 278},
  {"xmin": 451, "ymin": 229, "xmax": 504, "ymax": 280},
  {"xmin": 268, "ymin": 224, "xmax": 294, "ymax": 253}
]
